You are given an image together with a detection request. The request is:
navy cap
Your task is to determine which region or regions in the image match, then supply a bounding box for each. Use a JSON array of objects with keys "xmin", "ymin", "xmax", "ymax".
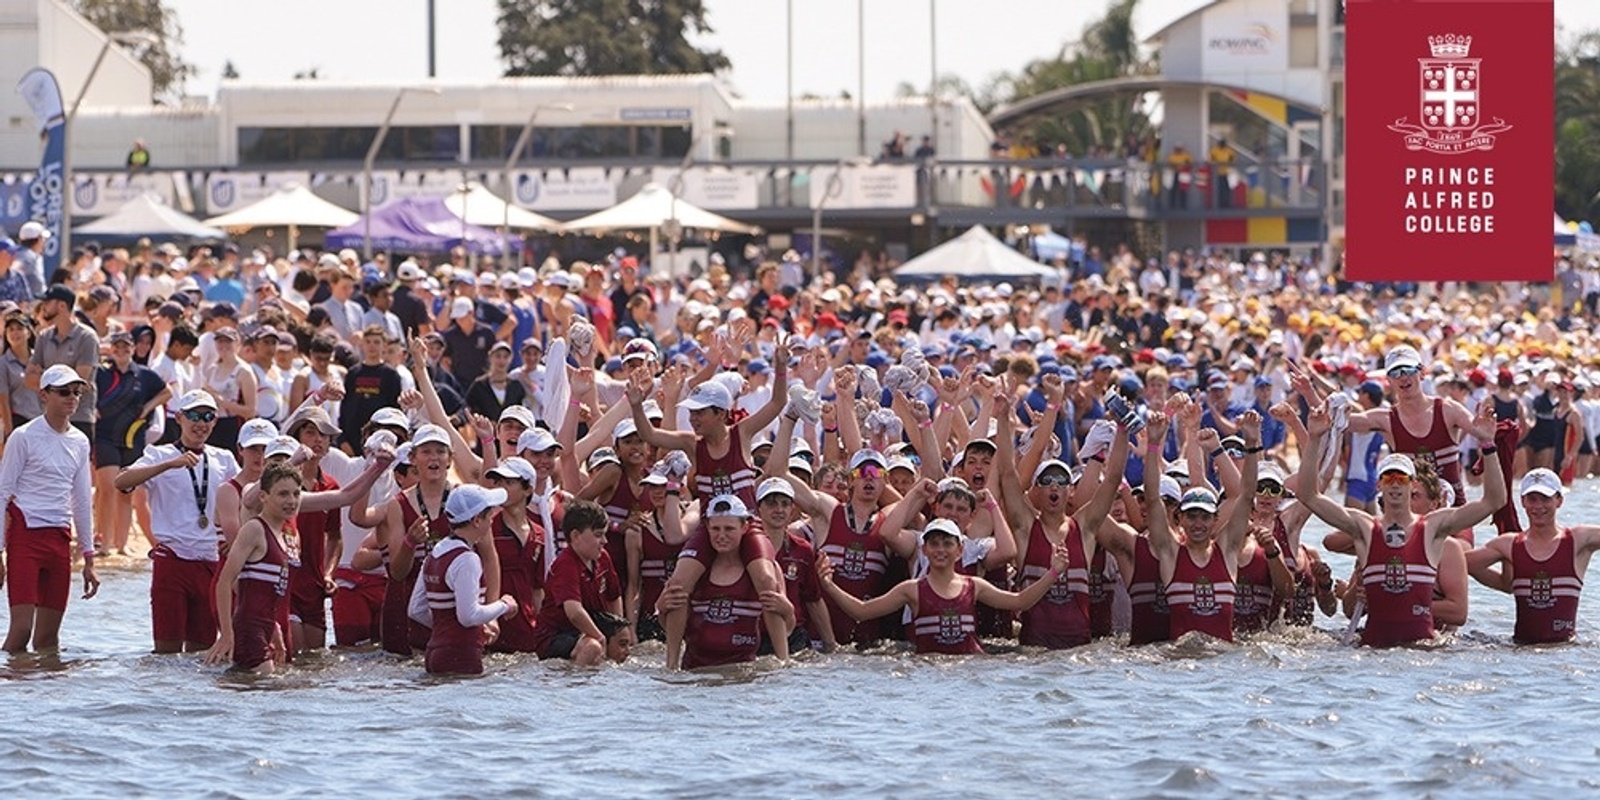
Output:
[
  {"xmin": 1253, "ymin": 376, "xmax": 1273, "ymax": 388},
  {"xmin": 0, "ymin": 236, "xmax": 16, "ymax": 255},
  {"xmin": 603, "ymin": 357, "xmax": 624, "ymax": 374},
  {"xmin": 1092, "ymin": 355, "xmax": 1119, "ymax": 371},
  {"xmin": 938, "ymin": 365, "xmax": 958, "ymax": 379},
  {"xmin": 866, "ymin": 351, "xmax": 891, "ymax": 368},
  {"xmin": 746, "ymin": 358, "xmax": 770, "ymax": 375},
  {"xmin": 1170, "ymin": 376, "xmax": 1193, "ymax": 392},
  {"xmin": 1037, "ymin": 364, "xmax": 1061, "ymax": 379},
  {"xmin": 1058, "ymin": 366, "xmax": 1080, "ymax": 382},
  {"xmin": 1118, "ymin": 374, "xmax": 1144, "ymax": 393},
  {"xmin": 43, "ymin": 284, "xmax": 76, "ymax": 306},
  {"xmin": 1357, "ymin": 380, "xmax": 1385, "ymax": 399}
]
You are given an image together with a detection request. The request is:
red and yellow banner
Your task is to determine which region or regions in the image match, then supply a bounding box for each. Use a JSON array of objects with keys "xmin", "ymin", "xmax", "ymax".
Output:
[{"xmin": 1345, "ymin": 0, "xmax": 1554, "ymax": 282}]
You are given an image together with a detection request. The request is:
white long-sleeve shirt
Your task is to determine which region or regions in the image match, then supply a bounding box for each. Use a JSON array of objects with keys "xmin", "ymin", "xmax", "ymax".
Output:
[
  {"xmin": 407, "ymin": 538, "xmax": 510, "ymax": 628},
  {"xmin": 0, "ymin": 417, "xmax": 94, "ymax": 554}
]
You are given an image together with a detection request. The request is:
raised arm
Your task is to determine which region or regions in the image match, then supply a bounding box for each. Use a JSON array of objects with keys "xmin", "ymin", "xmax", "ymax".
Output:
[
  {"xmin": 628, "ymin": 376, "xmax": 695, "ymax": 454},
  {"xmin": 736, "ymin": 339, "xmax": 791, "ymax": 439},
  {"xmin": 1294, "ymin": 403, "xmax": 1370, "ymax": 542},
  {"xmin": 409, "ymin": 338, "xmax": 483, "ymax": 480},
  {"xmin": 975, "ymin": 488, "xmax": 1017, "ymax": 569},
  {"xmin": 1142, "ymin": 411, "xmax": 1177, "ymax": 559},
  {"xmin": 817, "ymin": 563, "xmax": 915, "ymax": 621},
  {"xmin": 1217, "ymin": 411, "xmax": 1262, "ymax": 554},
  {"xmin": 1426, "ymin": 400, "xmax": 1505, "ymax": 538}
]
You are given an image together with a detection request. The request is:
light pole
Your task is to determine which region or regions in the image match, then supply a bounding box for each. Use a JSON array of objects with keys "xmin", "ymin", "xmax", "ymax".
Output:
[
  {"xmin": 63, "ymin": 30, "xmax": 157, "ymax": 267},
  {"xmin": 665, "ymin": 124, "xmax": 733, "ymax": 275},
  {"xmin": 811, "ymin": 160, "xmax": 847, "ymax": 281},
  {"xmin": 502, "ymin": 102, "xmax": 573, "ymax": 267},
  {"xmin": 857, "ymin": 0, "xmax": 867, "ymax": 157},
  {"xmin": 364, "ymin": 86, "xmax": 441, "ymax": 260}
]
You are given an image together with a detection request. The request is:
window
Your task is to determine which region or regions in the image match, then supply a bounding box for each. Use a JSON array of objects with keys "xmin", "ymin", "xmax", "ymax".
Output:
[
  {"xmin": 467, "ymin": 124, "xmax": 694, "ymax": 162},
  {"xmin": 237, "ymin": 126, "xmax": 460, "ymax": 164}
]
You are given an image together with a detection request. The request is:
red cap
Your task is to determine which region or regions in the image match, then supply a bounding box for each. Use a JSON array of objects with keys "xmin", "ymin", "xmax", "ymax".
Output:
[
  {"xmin": 888, "ymin": 309, "xmax": 909, "ymax": 324},
  {"xmin": 1467, "ymin": 368, "xmax": 1488, "ymax": 385},
  {"xmin": 816, "ymin": 312, "xmax": 842, "ymax": 329},
  {"xmin": 762, "ymin": 317, "xmax": 780, "ymax": 328},
  {"xmin": 768, "ymin": 295, "xmax": 790, "ymax": 311},
  {"xmin": 1526, "ymin": 347, "xmax": 1544, "ymax": 359},
  {"xmin": 1134, "ymin": 348, "xmax": 1156, "ymax": 364},
  {"xmin": 1338, "ymin": 363, "xmax": 1360, "ymax": 375},
  {"xmin": 1497, "ymin": 368, "xmax": 1514, "ymax": 386},
  {"xmin": 1311, "ymin": 360, "xmax": 1333, "ymax": 375},
  {"xmin": 619, "ymin": 256, "xmax": 639, "ymax": 270}
]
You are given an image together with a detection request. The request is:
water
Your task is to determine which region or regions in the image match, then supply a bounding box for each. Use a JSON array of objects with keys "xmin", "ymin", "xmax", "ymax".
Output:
[{"xmin": 8, "ymin": 484, "xmax": 1600, "ymax": 798}]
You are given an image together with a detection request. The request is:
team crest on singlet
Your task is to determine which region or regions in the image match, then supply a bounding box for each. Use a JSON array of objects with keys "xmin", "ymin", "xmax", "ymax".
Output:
[
  {"xmin": 1384, "ymin": 557, "xmax": 1411, "ymax": 593},
  {"xmin": 1046, "ymin": 571, "xmax": 1074, "ymax": 604},
  {"xmin": 1235, "ymin": 582, "xmax": 1258, "ymax": 615},
  {"xmin": 785, "ymin": 562, "xmax": 800, "ymax": 581},
  {"xmin": 1154, "ymin": 582, "xmax": 1169, "ymax": 613},
  {"xmin": 1529, "ymin": 571, "xmax": 1555, "ymax": 608},
  {"xmin": 1192, "ymin": 577, "xmax": 1217, "ymax": 615},
  {"xmin": 841, "ymin": 542, "xmax": 868, "ymax": 580},
  {"xmin": 1087, "ymin": 567, "xmax": 1107, "ymax": 601},
  {"xmin": 937, "ymin": 609, "xmax": 964, "ymax": 644},
  {"xmin": 708, "ymin": 470, "xmax": 733, "ymax": 498},
  {"xmin": 274, "ymin": 564, "xmax": 290, "ymax": 597},
  {"xmin": 705, "ymin": 597, "xmax": 734, "ymax": 624}
]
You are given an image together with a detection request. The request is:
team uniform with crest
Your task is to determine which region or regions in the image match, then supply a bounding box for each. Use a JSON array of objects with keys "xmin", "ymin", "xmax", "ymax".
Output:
[
  {"xmin": 1510, "ymin": 530, "xmax": 1582, "ymax": 644},
  {"xmin": 909, "ymin": 576, "xmax": 983, "ymax": 655},
  {"xmin": 1165, "ymin": 546, "xmax": 1236, "ymax": 642},
  {"xmin": 683, "ymin": 568, "xmax": 764, "ymax": 668},
  {"xmin": 1361, "ymin": 519, "xmax": 1437, "ymax": 647}
]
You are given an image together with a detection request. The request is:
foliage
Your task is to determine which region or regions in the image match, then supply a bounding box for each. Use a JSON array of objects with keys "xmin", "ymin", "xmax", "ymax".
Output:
[
  {"xmin": 1555, "ymin": 28, "xmax": 1600, "ymax": 220},
  {"xmin": 980, "ymin": 0, "xmax": 1156, "ymax": 155},
  {"xmin": 72, "ymin": 0, "xmax": 196, "ymax": 102},
  {"xmin": 497, "ymin": 0, "xmax": 731, "ymax": 77}
]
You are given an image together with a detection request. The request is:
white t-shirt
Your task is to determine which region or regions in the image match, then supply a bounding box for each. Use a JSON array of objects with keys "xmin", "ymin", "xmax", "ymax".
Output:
[{"xmin": 132, "ymin": 444, "xmax": 241, "ymax": 561}]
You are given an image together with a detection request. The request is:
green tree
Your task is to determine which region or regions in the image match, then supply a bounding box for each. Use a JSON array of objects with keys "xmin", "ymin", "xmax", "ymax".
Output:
[
  {"xmin": 1555, "ymin": 28, "xmax": 1600, "ymax": 221},
  {"xmin": 72, "ymin": 0, "xmax": 196, "ymax": 101},
  {"xmin": 497, "ymin": 0, "xmax": 731, "ymax": 76},
  {"xmin": 983, "ymin": 0, "xmax": 1155, "ymax": 155}
]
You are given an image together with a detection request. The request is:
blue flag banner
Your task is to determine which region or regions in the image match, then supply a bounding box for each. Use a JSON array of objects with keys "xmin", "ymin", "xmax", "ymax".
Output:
[{"xmin": 15, "ymin": 68, "xmax": 66, "ymax": 276}]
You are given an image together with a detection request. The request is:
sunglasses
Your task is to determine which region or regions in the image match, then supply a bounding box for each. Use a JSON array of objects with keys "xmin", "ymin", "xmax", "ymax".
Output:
[
  {"xmin": 1035, "ymin": 473, "xmax": 1073, "ymax": 487},
  {"xmin": 183, "ymin": 409, "xmax": 218, "ymax": 423},
  {"xmin": 1256, "ymin": 481, "xmax": 1285, "ymax": 497},
  {"xmin": 47, "ymin": 385, "xmax": 84, "ymax": 397},
  {"xmin": 853, "ymin": 465, "xmax": 883, "ymax": 480},
  {"xmin": 1389, "ymin": 366, "xmax": 1421, "ymax": 378},
  {"xmin": 1378, "ymin": 471, "xmax": 1412, "ymax": 486}
]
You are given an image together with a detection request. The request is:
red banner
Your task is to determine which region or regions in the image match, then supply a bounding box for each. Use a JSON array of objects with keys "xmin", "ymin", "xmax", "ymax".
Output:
[{"xmin": 1345, "ymin": 0, "xmax": 1554, "ymax": 282}]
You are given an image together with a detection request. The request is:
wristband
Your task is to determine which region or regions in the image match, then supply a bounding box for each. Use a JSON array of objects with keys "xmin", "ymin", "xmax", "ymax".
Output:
[
  {"xmin": 1480, "ymin": 445, "xmax": 1498, "ymax": 456},
  {"xmin": 1046, "ymin": 402, "xmax": 1061, "ymax": 412},
  {"xmin": 1145, "ymin": 444, "xmax": 1160, "ymax": 455},
  {"xmin": 569, "ymin": 397, "xmax": 581, "ymax": 407},
  {"xmin": 1209, "ymin": 447, "xmax": 1224, "ymax": 461},
  {"xmin": 1244, "ymin": 445, "xmax": 1264, "ymax": 454},
  {"xmin": 823, "ymin": 425, "xmax": 838, "ymax": 433},
  {"xmin": 1262, "ymin": 548, "xmax": 1281, "ymax": 559},
  {"xmin": 917, "ymin": 420, "xmax": 933, "ymax": 429}
]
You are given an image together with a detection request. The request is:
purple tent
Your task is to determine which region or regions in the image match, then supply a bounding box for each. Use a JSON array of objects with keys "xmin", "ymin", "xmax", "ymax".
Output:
[{"xmin": 322, "ymin": 196, "xmax": 522, "ymax": 255}]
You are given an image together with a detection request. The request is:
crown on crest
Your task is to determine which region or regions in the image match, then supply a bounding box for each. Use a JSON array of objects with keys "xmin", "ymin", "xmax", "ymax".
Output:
[{"xmin": 1428, "ymin": 34, "xmax": 1472, "ymax": 58}]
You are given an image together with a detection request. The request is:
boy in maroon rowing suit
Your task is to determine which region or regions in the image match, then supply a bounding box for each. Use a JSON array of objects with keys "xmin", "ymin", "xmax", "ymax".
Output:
[
  {"xmin": 1297, "ymin": 400, "xmax": 1503, "ymax": 647},
  {"xmin": 1467, "ymin": 468, "xmax": 1600, "ymax": 644},
  {"xmin": 1142, "ymin": 407, "xmax": 1262, "ymax": 643},
  {"xmin": 626, "ymin": 354, "xmax": 790, "ymax": 670},
  {"xmin": 205, "ymin": 462, "xmax": 300, "ymax": 673},
  {"xmin": 408, "ymin": 484, "xmax": 519, "ymax": 676},
  {"xmin": 819, "ymin": 519, "xmax": 1069, "ymax": 655},
  {"xmin": 1346, "ymin": 345, "xmax": 1477, "ymax": 506},
  {"xmin": 531, "ymin": 500, "xmax": 632, "ymax": 666}
]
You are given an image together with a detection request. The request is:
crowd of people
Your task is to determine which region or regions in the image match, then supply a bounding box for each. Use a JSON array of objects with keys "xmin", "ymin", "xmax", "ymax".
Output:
[{"xmin": 1, "ymin": 221, "xmax": 1599, "ymax": 675}]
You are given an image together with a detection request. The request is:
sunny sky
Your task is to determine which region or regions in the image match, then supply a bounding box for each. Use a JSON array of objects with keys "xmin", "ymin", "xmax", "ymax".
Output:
[{"xmin": 162, "ymin": 0, "xmax": 1600, "ymax": 103}]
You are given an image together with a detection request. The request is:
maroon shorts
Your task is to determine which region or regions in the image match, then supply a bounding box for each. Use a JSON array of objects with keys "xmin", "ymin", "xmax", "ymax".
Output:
[
  {"xmin": 151, "ymin": 549, "xmax": 219, "ymax": 645},
  {"xmin": 233, "ymin": 616, "xmax": 275, "ymax": 671},
  {"xmin": 331, "ymin": 568, "xmax": 387, "ymax": 647},
  {"xmin": 425, "ymin": 640, "xmax": 485, "ymax": 675},
  {"xmin": 5, "ymin": 527, "xmax": 72, "ymax": 611},
  {"xmin": 288, "ymin": 567, "xmax": 328, "ymax": 633}
]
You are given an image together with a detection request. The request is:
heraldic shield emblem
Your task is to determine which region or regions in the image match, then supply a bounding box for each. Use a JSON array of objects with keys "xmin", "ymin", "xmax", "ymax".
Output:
[
  {"xmin": 1529, "ymin": 572, "xmax": 1555, "ymax": 609},
  {"xmin": 1388, "ymin": 34, "xmax": 1513, "ymax": 154},
  {"xmin": 938, "ymin": 609, "xmax": 964, "ymax": 644}
]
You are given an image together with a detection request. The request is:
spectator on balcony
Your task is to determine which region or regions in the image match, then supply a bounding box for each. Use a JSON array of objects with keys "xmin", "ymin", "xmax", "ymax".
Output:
[
  {"xmin": 1210, "ymin": 138, "xmax": 1236, "ymax": 208},
  {"xmin": 126, "ymin": 139, "xmax": 150, "ymax": 173},
  {"xmin": 1167, "ymin": 145, "xmax": 1194, "ymax": 209},
  {"xmin": 913, "ymin": 135, "xmax": 935, "ymax": 159}
]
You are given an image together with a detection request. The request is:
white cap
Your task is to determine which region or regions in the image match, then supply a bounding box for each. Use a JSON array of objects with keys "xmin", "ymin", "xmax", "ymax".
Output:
[
  {"xmin": 1377, "ymin": 453, "xmax": 1416, "ymax": 478},
  {"xmin": 1158, "ymin": 475, "xmax": 1183, "ymax": 503},
  {"xmin": 886, "ymin": 455, "xmax": 917, "ymax": 474},
  {"xmin": 1258, "ymin": 461, "xmax": 1288, "ymax": 487},
  {"xmin": 517, "ymin": 427, "xmax": 560, "ymax": 453},
  {"xmin": 614, "ymin": 418, "xmax": 639, "ymax": 441},
  {"xmin": 337, "ymin": 248, "xmax": 359, "ymax": 263},
  {"xmin": 681, "ymin": 381, "xmax": 734, "ymax": 411},
  {"xmin": 1385, "ymin": 346, "xmax": 1423, "ymax": 374},
  {"xmin": 1032, "ymin": 459, "xmax": 1076, "ymax": 484},
  {"xmin": 1520, "ymin": 468, "xmax": 1563, "ymax": 497},
  {"xmin": 1178, "ymin": 487, "xmax": 1220, "ymax": 513},
  {"xmin": 411, "ymin": 424, "xmax": 451, "ymax": 449},
  {"xmin": 394, "ymin": 442, "xmax": 413, "ymax": 466},
  {"xmin": 265, "ymin": 436, "xmax": 300, "ymax": 460},
  {"xmin": 177, "ymin": 389, "xmax": 217, "ymax": 412},
  {"xmin": 921, "ymin": 518, "xmax": 964, "ymax": 542},
  {"xmin": 397, "ymin": 261, "xmax": 426, "ymax": 281},
  {"xmin": 499, "ymin": 273, "xmax": 519, "ymax": 290},
  {"xmin": 848, "ymin": 449, "xmax": 887, "ymax": 471},
  {"xmin": 787, "ymin": 456, "xmax": 814, "ymax": 475},
  {"xmin": 238, "ymin": 418, "xmax": 279, "ymax": 449},
  {"xmin": 18, "ymin": 221, "xmax": 50, "ymax": 240},
  {"xmin": 639, "ymin": 470, "xmax": 669, "ymax": 486},
  {"xmin": 363, "ymin": 430, "xmax": 398, "ymax": 455},
  {"xmin": 445, "ymin": 484, "xmax": 509, "ymax": 524},
  {"xmin": 756, "ymin": 476, "xmax": 795, "ymax": 502},
  {"xmin": 449, "ymin": 297, "xmax": 474, "ymax": 319},
  {"xmin": 517, "ymin": 267, "xmax": 538, "ymax": 288},
  {"xmin": 587, "ymin": 447, "xmax": 620, "ymax": 470},
  {"xmin": 370, "ymin": 407, "xmax": 410, "ymax": 431},
  {"xmin": 705, "ymin": 494, "xmax": 751, "ymax": 519},
  {"xmin": 1166, "ymin": 459, "xmax": 1191, "ymax": 480},
  {"xmin": 498, "ymin": 405, "xmax": 535, "ymax": 430},
  {"xmin": 486, "ymin": 456, "xmax": 537, "ymax": 483},
  {"xmin": 40, "ymin": 364, "xmax": 86, "ymax": 389}
]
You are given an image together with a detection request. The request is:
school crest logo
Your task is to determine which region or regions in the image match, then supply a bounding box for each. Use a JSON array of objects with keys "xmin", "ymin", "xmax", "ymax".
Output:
[
  {"xmin": 1387, "ymin": 34, "xmax": 1512, "ymax": 155},
  {"xmin": 1384, "ymin": 557, "xmax": 1411, "ymax": 593},
  {"xmin": 784, "ymin": 561, "xmax": 799, "ymax": 582},
  {"xmin": 1153, "ymin": 581, "xmax": 1169, "ymax": 614},
  {"xmin": 708, "ymin": 470, "xmax": 733, "ymax": 498},
  {"xmin": 937, "ymin": 609, "xmax": 964, "ymax": 644},
  {"xmin": 1528, "ymin": 571, "xmax": 1555, "ymax": 609},
  {"xmin": 1192, "ymin": 576, "xmax": 1217, "ymax": 616},
  {"xmin": 1087, "ymin": 566, "xmax": 1107, "ymax": 602},
  {"xmin": 841, "ymin": 541, "xmax": 868, "ymax": 580},
  {"xmin": 1046, "ymin": 570, "xmax": 1073, "ymax": 604},
  {"xmin": 1235, "ymin": 581, "xmax": 1259, "ymax": 615},
  {"xmin": 705, "ymin": 597, "xmax": 734, "ymax": 624}
]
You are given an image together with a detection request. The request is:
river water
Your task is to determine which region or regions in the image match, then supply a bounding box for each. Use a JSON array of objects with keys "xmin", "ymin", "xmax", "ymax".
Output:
[{"xmin": 7, "ymin": 484, "xmax": 1600, "ymax": 798}]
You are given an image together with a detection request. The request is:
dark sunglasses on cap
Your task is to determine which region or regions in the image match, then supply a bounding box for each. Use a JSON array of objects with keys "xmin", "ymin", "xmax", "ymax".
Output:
[
  {"xmin": 1256, "ymin": 480, "xmax": 1285, "ymax": 497},
  {"xmin": 183, "ymin": 409, "xmax": 217, "ymax": 423},
  {"xmin": 1035, "ymin": 472, "xmax": 1073, "ymax": 487},
  {"xmin": 1389, "ymin": 365, "xmax": 1421, "ymax": 377},
  {"xmin": 47, "ymin": 386, "xmax": 84, "ymax": 397}
]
